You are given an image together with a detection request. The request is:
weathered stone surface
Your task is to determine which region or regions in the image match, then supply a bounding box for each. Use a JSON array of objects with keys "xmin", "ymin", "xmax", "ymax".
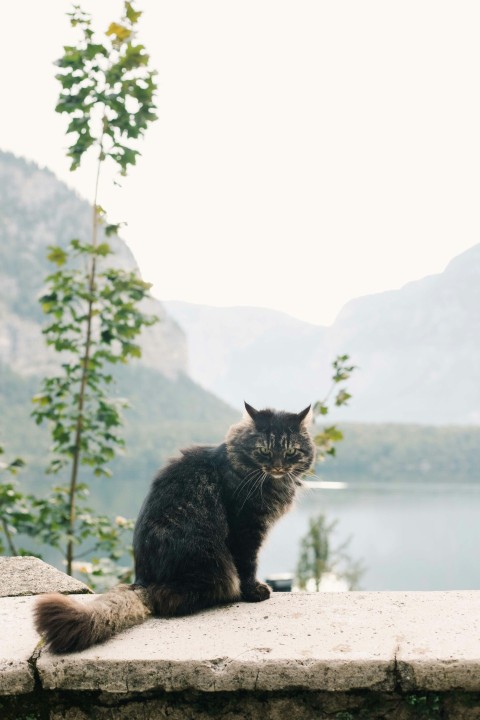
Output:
[
  {"xmin": 36, "ymin": 591, "xmax": 480, "ymax": 696},
  {"xmin": 395, "ymin": 591, "xmax": 480, "ymax": 691},
  {"xmin": 0, "ymin": 596, "xmax": 39, "ymax": 695},
  {"xmin": 37, "ymin": 593, "xmax": 399, "ymax": 694},
  {"xmin": 1, "ymin": 589, "xmax": 479, "ymax": 706},
  {"xmin": 0, "ymin": 556, "xmax": 91, "ymax": 597}
]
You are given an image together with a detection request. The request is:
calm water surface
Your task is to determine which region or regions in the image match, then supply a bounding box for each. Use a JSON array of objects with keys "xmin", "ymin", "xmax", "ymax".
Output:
[{"xmin": 258, "ymin": 482, "xmax": 480, "ymax": 591}]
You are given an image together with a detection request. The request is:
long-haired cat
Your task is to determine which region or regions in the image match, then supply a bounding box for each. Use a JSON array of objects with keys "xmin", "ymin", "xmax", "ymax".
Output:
[{"xmin": 34, "ymin": 403, "xmax": 315, "ymax": 653}]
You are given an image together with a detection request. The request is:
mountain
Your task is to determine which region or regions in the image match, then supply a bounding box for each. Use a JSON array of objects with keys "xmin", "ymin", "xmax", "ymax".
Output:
[
  {"xmin": 165, "ymin": 302, "xmax": 325, "ymax": 411},
  {"xmin": 0, "ymin": 151, "xmax": 185, "ymax": 379},
  {"xmin": 165, "ymin": 244, "xmax": 480, "ymax": 424},
  {"xmin": 0, "ymin": 151, "xmax": 238, "ymax": 515}
]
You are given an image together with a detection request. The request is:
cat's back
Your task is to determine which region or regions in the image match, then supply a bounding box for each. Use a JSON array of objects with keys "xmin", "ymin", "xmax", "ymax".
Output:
[
  {"xmin": 136, "ymin": 444, "xmax": 224, "ymax": 526},
  {"xmin": 133, "ymin": 444, "xmax": 228, "ymax": 585}
]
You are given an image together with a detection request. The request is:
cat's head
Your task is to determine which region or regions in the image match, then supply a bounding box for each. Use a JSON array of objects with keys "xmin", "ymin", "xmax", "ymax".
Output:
[{"xmin": 226, "ymin": 402, "xmax": 316, "ymax": 480}]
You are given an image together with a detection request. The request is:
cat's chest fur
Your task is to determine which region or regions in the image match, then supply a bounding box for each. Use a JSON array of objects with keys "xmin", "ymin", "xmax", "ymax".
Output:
[{"xmin": 223, "ymin": 464, "xmax": 296, "ymax": 527}]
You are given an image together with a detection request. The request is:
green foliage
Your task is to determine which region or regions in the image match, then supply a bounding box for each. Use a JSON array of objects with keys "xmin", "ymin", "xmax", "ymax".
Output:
[
  {"xmin": 1, "ymin": 360, "xmax": 237, "ymax": 516},
  {"xmin": 22, "ymin": 0, "xmax": 159, "ymax": 582},
  {"xmin": 27, "ymin": 484, "xmax": 134, "ymax": 588},
  {"xmin": 33, "ymin": 240, "xmax": 156, "ymax": 478},
  {"xmin": 314, "ymin": 422, "xmax": 480, "ymax": 483},
  {"xmin": 56, "ymin": 2, "xmax": 157, "ymax": 174},
  {"xmin": 406, "ymin": 693, "xmax": 441, "ymax": 718},
  {"xmin": 313, "ymin": 354, "xmax": 356, "ymax": 460},
  {"xmin": 296, "ymin": 513, "xmax": 365, "ymax": 591},
  {"xmin": 0, "ymin": 445, "xmax": 35, "ymax": 557}
]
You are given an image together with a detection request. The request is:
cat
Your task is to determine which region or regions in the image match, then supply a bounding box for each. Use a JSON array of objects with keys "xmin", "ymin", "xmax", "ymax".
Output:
[{"xmin": 34, "ymin": 402, "xmax": 315, "ymax": 653}]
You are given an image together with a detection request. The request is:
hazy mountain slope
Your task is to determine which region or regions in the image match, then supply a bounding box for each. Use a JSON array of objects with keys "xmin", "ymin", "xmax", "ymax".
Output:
[
  {"xmin": 326, "ymin": 244, "xmax": 480, "ymax": 423},
  {"xmin": 164, "ymin": 302, "xmax": 327, "ymax": 411},
  {"xmin": 0, "ymin": 151, "xmax": 185, "ymax": 379},
  {"xmin": 166, "ymin": 244, "xmax": 480, "ymax": 424}
]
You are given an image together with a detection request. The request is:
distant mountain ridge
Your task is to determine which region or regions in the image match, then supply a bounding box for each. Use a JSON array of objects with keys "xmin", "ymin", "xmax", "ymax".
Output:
[
  {"xmin": 166, "ymin": 243, "xmax": 480, "ymax": 424},
  {"xmin": 165, "ymin": 302, "xmax": 325, "ymax": 411}
]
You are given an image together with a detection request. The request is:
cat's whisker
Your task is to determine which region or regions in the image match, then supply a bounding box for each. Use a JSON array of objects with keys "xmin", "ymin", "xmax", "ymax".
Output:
[
  {"xmin": 295, "ymin": 474, "xmax": 316, "ymax": 497},
  {"xmin": 233, "ymin": 468, "xmax": 262, "ymax": 497},
  {"xmin": 286, "ymin": 470, "xmax": 296, "ymax": 485},
  {"xmin": 252, "ymin": 472, "xmax": 267, "ymax": 507},
  {"xmin": 237, "ymin": 471, "xmax": 262, "ymax": 510},
  {"xmin": 239, "ymin": 470, "xmax": 266, "ymax": 510},
  {"xmin": 239, "ymin": 478, "xmax": 261, "ymax": 510}
]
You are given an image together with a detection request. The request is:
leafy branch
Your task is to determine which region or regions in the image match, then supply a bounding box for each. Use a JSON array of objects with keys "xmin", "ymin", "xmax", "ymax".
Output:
[
  {"xmin": 0, "ymin": 445, "xmax": 33, "ymax": 557},
  {"xmin": 312, "ymin": 354, "xmax": 357, "ymax": 459},
  {"xmin": 31, "ymin": 1, "xmax": 158, "ymax": 578}
]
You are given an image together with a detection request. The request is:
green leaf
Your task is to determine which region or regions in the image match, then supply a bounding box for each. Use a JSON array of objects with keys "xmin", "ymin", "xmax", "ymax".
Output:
[
  {"xmin": 96, "ymin": 242, "xmax": 112, "ymax": 257},
  {"xmin": 125, "ymin": 2, "xmax": 142, "ymax": 24},
  {"xmin": 32, "ymin": 394, "xmax": 51, "ymax": 407},
  {"xmin": 9, "ymin": 458, "xmax": 26, "ymax": 469},
  {"xmin": 314, "ymin": 401, "xmax": 329, "ymax": 416},
  {"xmin": 47, "ymin": 246, "xmax": 68, "ymax": 266},
  {"xmin": 335, "ymin": 390, "xmax": 352, "ymax": 407},
  {"xmin": 324, "ymin": 426, "xmax": 344, "ymax": 442},
  {"xmin": 106, "ymin": 22, "xmax": 131, "ymax": 41},
  {"xmin": 105, "ymin": 223, "xmax": 124, "ymax": 237}
]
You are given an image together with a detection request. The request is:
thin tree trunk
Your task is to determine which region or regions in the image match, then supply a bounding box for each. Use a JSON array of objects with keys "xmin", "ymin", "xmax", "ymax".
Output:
[
  {"xmin": 2, "ymin": 518, "xmax": 18, "ymax": 556},
  {"xmin": 65, "ymin": 142, "xmax": 103, "ymax": 576}
]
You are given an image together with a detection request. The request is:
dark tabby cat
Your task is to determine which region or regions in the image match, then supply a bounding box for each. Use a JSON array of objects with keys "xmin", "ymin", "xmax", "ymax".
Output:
[{"xmin": 34, "ymin": 403, "xmax": 315, "ymax": 653}]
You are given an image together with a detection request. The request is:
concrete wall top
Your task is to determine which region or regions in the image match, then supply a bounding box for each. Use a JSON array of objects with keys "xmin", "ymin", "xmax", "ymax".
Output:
[{"xmin": 0, "ymin": 557, "xmax": 479, "ymax": 699}]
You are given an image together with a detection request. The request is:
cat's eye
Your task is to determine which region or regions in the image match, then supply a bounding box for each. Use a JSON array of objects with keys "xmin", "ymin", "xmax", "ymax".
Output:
[
  {"xmin": 258, "ymin": 447, "xmax": 271, "ymax": 456},
  {"xmin": 285, "ymin": 448, "xmax": 296, "ymax": 456}
]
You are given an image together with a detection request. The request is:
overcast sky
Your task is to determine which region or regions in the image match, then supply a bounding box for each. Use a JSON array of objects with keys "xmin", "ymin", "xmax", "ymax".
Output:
[{"xmin": 2, "ymin": 1, "xmax": 479, "ymax": 325}]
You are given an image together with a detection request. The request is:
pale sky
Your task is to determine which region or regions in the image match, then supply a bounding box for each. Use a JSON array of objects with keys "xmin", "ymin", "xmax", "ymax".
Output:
[{"xmin": 2, "ymin": 1, "xmax": 479, "ymax": 325}]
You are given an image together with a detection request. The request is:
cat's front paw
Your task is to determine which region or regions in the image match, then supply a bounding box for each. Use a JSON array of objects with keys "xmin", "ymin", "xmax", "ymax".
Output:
[{"xmin": 241, "ymin": 580, "xmax": 271, "ymax": 602}]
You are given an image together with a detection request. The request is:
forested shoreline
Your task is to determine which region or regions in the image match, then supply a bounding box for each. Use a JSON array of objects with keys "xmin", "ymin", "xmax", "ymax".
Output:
[{"xmin": 317, "ymin": 422, "xmax": 480, "ymax": 484}]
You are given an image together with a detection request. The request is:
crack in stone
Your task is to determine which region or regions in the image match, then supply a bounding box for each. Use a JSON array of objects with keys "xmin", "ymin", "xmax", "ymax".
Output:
[
  {"xmin": 26, "ymin": 641, "xmax": 43, "ymax": 693},
  {"xmin": 392, "ymin": 643, "xmax": 404, "ymax": 693}
]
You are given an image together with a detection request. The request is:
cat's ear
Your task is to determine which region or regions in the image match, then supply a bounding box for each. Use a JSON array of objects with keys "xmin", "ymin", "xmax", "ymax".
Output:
[
  {"xmin": 244, "ymin": 401, "xmax": 259, "ymax": 422},
  {"xmin": 296, "ymin": 405, "xmax": 312, "ymax": 426}
]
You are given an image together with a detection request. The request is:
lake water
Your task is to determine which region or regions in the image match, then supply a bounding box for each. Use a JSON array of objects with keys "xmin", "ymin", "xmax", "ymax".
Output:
[{"xmin": 258, "ymin": 482, "xmax": 480, "ymax": 591}]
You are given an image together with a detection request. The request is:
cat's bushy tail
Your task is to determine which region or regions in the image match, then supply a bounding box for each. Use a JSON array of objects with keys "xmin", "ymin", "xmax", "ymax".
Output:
[{"xmin": 34, "ymin": 585, "xmax": 151, "ymax": 654}]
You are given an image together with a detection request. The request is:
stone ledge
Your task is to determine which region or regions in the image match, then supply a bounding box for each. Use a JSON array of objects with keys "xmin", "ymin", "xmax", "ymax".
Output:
[
  {"xmin": 33, "ymin": 591, "xmax": 480, "ymax": 695},
  {"xmin": 1, "ymin": 558, "xmax": 480, "ymax": 717},
  {"xmin": 2, "ymin": 583, "xmax": 480, "ymax": 695}
]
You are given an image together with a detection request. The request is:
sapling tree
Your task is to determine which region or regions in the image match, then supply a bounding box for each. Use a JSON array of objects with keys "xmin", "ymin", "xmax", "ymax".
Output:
[
  {"xmin": 295, "ymin": 357, "xmax": 362, "ymax": 591},
  {"xmin": 32, "ymin": 1, "xmax": 158, "ymax": 577},
  {"xmin": 296, "ymin": 513, "xmax": 365, "ymax": 591},
  {"xmin": 312, "ymin": 354, "xmax": 356, "ymax": 459}
]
